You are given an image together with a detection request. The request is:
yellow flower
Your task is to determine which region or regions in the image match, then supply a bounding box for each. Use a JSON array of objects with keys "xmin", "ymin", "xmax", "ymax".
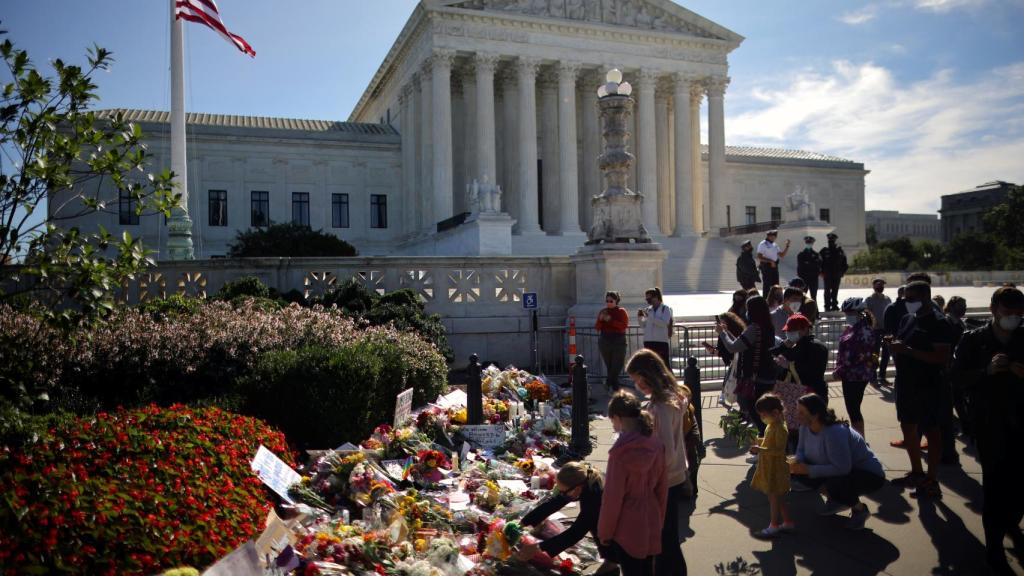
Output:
[{"xmin": 415, "ymin": 538, "xmax": 428, "ymax": 552}]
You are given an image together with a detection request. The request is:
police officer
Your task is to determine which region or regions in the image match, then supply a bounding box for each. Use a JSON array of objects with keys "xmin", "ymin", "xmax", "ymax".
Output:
[
  {"xmin": 757, "ymin": 230, "xmax": 789, "ymax": 299},
  {"xmin": 819, "ymin": 232, "xmax": 848, "ymax": 312},
  {"xmin": 796, "ymin": 236, "xmax": 822, "ymax": 302}
]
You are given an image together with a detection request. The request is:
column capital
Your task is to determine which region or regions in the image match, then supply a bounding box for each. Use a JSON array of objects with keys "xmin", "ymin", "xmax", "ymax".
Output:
[
  {"xmin": 474, "ymin": 52, "xmax": 500, "ymax": 74},
  {"xmin": 557, "ymin": 61, "xmax": 582, "ymax": 81},
  {"xmin": 705, "ymin": 76, "xmax": 730, "ymax": 97},
  {"xmin": 637, "ymin": 69, "xmax": 661, "ymax": 89},
  {"xmin": 671, "ymin": 72, "xmax": 700, "ymax": 89},
  {"xmin": 497, "ymin": 65, "xmax": 518, "ymax": 87},
  {"xmin": 430, "ymin": 48, "xmax": 457, "ymax": 70},
  {"xmin": 517, "ymin": 56, "xmax": 543, "ymax": 77}
]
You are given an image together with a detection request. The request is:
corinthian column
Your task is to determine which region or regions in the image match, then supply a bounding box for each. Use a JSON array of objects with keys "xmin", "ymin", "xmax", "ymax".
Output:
[
  {"xmin": 399, "ymin": 81, "xmax": 416, "ymax": 235},
  {"xmin": 517, "ymin": 57, "xmax": 542, "ymax": 234},
  {"xmin": 558, "ymin": 61, "xmax": 583, "ymax": 235},
  {"xmin": 580, "ymin": 70, "xmax": 600, "ymax": 233},
  {"xmin": 672, "ymin": 73, "xmax": 695, "ymax": 236},
  {"xmin": 418, "ymin": 65, "xmax": 433, "ymax": 230},
  {"xmin": 707, "ymin": 76, "xmax": 729, "ymax": 231},
  {"xmin": 637, "ymin": 70, "xmax": 661, "ymax": 235},
  {"xmin": 474, "ymin": 53, "xmax": 499, "ymax": 184},
  {"xmin": 690, "ymin": 83, "xmax": 704, "ymax": 233},
  {"xmin": 431, "ymin": 49, "xmax": 456, "ymax": 225}
]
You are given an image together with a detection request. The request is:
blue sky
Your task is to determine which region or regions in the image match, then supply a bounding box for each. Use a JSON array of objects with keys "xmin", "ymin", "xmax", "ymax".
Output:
[{"xmin": 2, "ymin": 0, "xmax": 1023, "ymax": 213}]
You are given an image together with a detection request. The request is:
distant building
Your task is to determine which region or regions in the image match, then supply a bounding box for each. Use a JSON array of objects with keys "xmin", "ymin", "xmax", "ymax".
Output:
[
  {"xmin": 865, "ymin": 210, "xmax": 941, "ymax": 242},
  {"xmin": 939, "ymin": 181, "xmax": 1015, "ymax": 242}
]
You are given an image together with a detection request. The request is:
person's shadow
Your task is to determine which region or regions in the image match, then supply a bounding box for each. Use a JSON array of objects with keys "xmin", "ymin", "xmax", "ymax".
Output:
[
  {"xmin": 709, "ymin": 471, "xmax": 901, "ymax": 575},
  {"xmin": 917, "ymin": 496, "xmax": 994, "ymax": 574}
]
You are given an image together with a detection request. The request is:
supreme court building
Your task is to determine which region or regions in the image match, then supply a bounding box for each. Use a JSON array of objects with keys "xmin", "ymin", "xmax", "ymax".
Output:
[{"xmin": 53, "ymin": 0, "xmax": 868, "ymax": 288}]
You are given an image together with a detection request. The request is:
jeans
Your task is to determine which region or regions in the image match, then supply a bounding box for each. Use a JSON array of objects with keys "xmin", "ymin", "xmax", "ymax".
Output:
[
  {"xmin": 644, "ymin": 341, "xmax": 671, "ymax": 370},
  {"xmin": 608, "ymin": 541, "xmax": 654, "ymax": 576},
  {"xmin": 796, "ymin": 469, "xmax": 885, "ymax": 506},
  {"xmin": 598, "ymin": 333, "xmax": 626, "ymax": 391},
  {"xmin": 655, "ymin": 482, "xmax": 688, "ymax": 576}
]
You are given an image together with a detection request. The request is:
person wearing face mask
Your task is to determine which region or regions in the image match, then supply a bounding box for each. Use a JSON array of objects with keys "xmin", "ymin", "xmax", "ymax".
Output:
[
  {"xmin": 717, "ymin": 296, "xmax": 779, "ymax": 433},
  {"xmin": 887, "ymin": 281, "xmax": 958, "ymax": 499},
  {"xmin": 865, "ymin": 278, "xmax": 892, "ymax": 386},
  {"xmin": 772, "ymin": 314, "xmax": 829, "ymax": 401},
  {"xmin": 835, "ymin": 298, "xmax": 877, "ymax": 439},
  {"xmin": 596, "ymin": 291, "xmax": 630, "ymax": 393},
  {"xmin": 951, "ymin": 286, "xmax": 1024, "ymax": 574},
  {"xmin": 796, "ymin": 236, "xmax": 822, "ymax": 302},
  {"xmin": 757, "ymin": 230, "xmax": 790, "ymax": 300},
  {"xmin": 518, "ymin": 462, "xmax": 612, "ymax": 570},
  {"xmin": 736, "ymin": 240, "xmax": 761, "ymax": 291},
  {"xmin": 772, "ymin": 288, "xmax": 805, "ymax": 335},
  {"xmin": 638, "ymin": 288, "xmax": 674, "ymax": 368},
  {"xmin": 787, "ymin": 278, "xmax": 820, "ymax": 325},
  {"xmin": 819, "ymin": 232, "xmax": 848, "ymax": 312}
]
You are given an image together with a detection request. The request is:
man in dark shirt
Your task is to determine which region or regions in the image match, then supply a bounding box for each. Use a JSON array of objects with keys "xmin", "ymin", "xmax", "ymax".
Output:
[
  {"xmin": 888, "ymin": 281, "xmax": 957, "ymax": 498},
  {"xmin": 796, "ymin": 236, "xmax": 822, "ymax": 302},
  {"xmin": 951, "ymin": 286, "xmax": 1024, "ymax": 573},
  {"xmin": 819, "ymin": 232, "xmax": 848, "ymax": 311},
  {"xmin": 736, "ymin": 240, "xmax": 760, "ymax": 291}
]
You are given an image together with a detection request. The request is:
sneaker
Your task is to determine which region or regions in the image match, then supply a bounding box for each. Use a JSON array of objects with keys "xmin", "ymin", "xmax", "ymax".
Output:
[
  {"xmin": 891, "ymin": 471, "xmax": 926, "ymax": 488},
  {"xmin": 819, "ymin": 499, "xmax": 851, "ymax": 516},
  {"xmin": 847, "ymin": 505, "xmax": 870, "ymax": 530},
  {"xmin": 755, "ymin": 525, "xmax": 782, "ymax": 539}
]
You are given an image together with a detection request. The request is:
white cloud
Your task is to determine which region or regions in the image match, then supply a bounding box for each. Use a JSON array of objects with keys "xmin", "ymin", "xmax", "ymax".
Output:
[
  {"xmin": 911, "ymin": 0, "xmax": 987, "ymax": 12},
  {"xmin": 839, "ymin": 5, "xmax": 879, "ymax": 24},
  {"xmin": 725, "ymin": 61, "xmax": 1024, "ymax": 213}
]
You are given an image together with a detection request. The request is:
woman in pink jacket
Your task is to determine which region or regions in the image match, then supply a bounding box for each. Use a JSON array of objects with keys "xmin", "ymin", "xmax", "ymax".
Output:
[
  {"xmin": 627, "ymin": 349, "xmax": 690, "ymax": 576},
  {"xmin": 599, "ymin": 392, "xmax": 668, "ymax": 576}
]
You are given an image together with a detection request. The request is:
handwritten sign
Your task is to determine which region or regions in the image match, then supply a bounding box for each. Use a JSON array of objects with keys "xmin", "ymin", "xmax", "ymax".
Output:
[
  {"xmin": 394, "ymin": 388, "xmax": 414, "ymax": 427},
  {"xmin": 459, "ymin": 424, "xmax": 506, "ymax": 449},
  {"xmin": 250, "ymin": 445, "xmax": 301, "ymax": 504}
]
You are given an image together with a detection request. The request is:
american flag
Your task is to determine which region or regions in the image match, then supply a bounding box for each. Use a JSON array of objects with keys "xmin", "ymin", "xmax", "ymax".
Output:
[{"xmin": 175, "ymin": 0, "xmax": 255, "ymax": 57}]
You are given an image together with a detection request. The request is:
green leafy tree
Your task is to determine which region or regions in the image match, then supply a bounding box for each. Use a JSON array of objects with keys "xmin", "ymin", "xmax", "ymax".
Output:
[
  {"xmin": 227, "ymin": 222, "xmax": 357, "ymax": 257},
  {"xmin": 873, "ymin": 237, "xmax": 916, "ymax": 266},
  {"xmin": 850, "ymin": 247, "xmax": 904, "ymax": 272},
  {"xmin": 912, "ymin": 240, "xmax": 946, "ymax": 270},
  {"xmin": 865, "ymin": 225, "xmax": 878, "ymax": 247},
  {"xmin": 946, "ymin": 232, "xmax": 996, "ymax": 270},
  {"xmin": 0, "ymin": 30, "xmax": 177, "ymax": 322},
  {"xmin": 983, "ymin": 184, "xmax": 1024, "ymax": 269}
]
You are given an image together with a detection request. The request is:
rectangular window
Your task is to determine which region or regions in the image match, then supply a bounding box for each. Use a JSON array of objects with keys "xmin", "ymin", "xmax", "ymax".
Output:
[
  {"xmin": 745, "ymin": 205, "xmax": 756, "ymax": 225},
  {"xmin": 820, "ymin": 208, "xmax": 830, "ymax": 223},
  {"xmin": 208, "ymin": 190, "xmax": 228, "ymax": 227},
  {"xmin": 770, "ymin": 206, "xmax": 781, "ymax": 222},
  {"xmin": 251, "ymin": 191, "xmax": 269, "ymax": 227},
  {"xmin": 371, "ymin": 194, "xmax": 388, "ymax": 229},
  {"xmin": 119, "ymin": 191, "xmax": 139, "ymax": 225},
  {"xmin": 291, "ymin": 192, "xmax": 310, "ymax": 226},
  {"xmin": 332, "ymin": 193, "xmax": 350, "ymax": 228}
]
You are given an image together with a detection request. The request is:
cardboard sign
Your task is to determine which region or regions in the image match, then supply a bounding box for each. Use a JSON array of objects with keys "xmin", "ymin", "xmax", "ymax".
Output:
[
  {"xmin": 250, "ymin": 445, "xmax": 301, "ymax": 504},
  {"xmin": 202, "ymin": 540, "xmax": 261, "ymax": 576},
  {"xmin": 459, "ymin": 424, "xmax": 506, "ymax": 449},
  {"xmin": 254, "ymin": 510, "xmax": 298, "ymax": 569},
  {"xmin": 394, "ymin": 388, "xmax": 414, "ymax": 427},
  {"xmin": 381, "ymin": 459, "xmax": 408, "ymax": 481},
  {"xmin": 435, "ymin": 389, "xmax": 468, "ymax": 409}
]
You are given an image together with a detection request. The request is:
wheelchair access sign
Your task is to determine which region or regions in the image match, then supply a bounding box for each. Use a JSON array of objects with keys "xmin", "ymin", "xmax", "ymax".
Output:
[{"xmin": 522, "ymin": 292, "xmax": 538, "ymax": 310}]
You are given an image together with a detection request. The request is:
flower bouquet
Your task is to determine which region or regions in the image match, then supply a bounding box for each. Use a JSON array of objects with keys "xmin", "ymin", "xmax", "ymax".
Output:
[
  {"xmin": 348, "ymin": 461, "xmax": 396, "ymax": 507},
  {"xmin": 407, "ymin": 449, "xmax": 451, "ymax": 486}
]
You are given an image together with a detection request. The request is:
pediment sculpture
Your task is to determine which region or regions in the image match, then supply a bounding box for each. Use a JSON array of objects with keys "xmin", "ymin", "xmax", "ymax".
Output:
[{"xmin": 446, "ymin": 0, "xmax": 721, "ymax": 39}]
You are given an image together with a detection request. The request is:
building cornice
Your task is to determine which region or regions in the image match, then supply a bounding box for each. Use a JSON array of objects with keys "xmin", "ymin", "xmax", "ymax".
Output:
[{"xmin": 349, "ymin": 2, "xmax": 740, "ymax": 122}]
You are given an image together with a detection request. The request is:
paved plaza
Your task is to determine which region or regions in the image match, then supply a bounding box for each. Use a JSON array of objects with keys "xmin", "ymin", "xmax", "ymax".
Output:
[{"xmin": 580, "ymin": 382, "xmax": 1021, "ymax": 576}]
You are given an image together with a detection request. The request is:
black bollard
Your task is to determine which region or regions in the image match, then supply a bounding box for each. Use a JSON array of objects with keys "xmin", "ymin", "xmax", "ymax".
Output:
[
  {"xmin": 570, "ymin": 355, "xmax": 591, "ymax": 455},
  {"xmin": 467, "ymin": 354, "xmax": 483, "ymax": 425}
]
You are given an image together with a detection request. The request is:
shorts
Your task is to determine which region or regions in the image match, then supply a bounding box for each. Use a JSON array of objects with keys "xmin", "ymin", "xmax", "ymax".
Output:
[{"xmin": 895, "ymin": 378, "xmax": 951, "ymax": 428}]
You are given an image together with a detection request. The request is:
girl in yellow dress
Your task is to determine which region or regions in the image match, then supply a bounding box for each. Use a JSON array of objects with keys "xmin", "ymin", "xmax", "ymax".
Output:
[{"xmin": 749, "ymin": 393, "xmax": 793, "ymax": 538}]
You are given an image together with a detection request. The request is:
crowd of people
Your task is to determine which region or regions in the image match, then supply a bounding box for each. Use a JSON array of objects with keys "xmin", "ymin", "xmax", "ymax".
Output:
[{"xmin": 580, "ymin": 230, "xmax": 1024, "ymax": 574}]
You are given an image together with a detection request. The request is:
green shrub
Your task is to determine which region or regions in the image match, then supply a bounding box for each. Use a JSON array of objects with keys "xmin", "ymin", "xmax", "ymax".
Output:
[
  {"xmin": 227, "ymin": 223, "xmax": 357, "ymax": 257},
  {"xmin": 240, "ymin": 337, "xmax": 447, "ymax": 449},
  {"xmin": 213, "ymin": 275, "xmax": 271, "ymax": 301},
  {"xmin": 0, "ymin": 404, "xmax": 292, "ymax": 575},
  {"xmin": 136, "ymin": 294, "xmax": 203, "ymax": 319}
]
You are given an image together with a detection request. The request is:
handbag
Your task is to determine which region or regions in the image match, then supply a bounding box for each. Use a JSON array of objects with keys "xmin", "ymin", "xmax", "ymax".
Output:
[
  {"xmin": 774, "ymin": 363, "xmax": 812, "ymax": 430},
  {"xmin": 722, "ymin": 355, "xmax": 740, "ymax": 404}
]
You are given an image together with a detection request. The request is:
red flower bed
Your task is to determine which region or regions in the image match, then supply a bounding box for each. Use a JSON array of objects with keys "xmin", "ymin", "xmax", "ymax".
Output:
[{"xmin": 0, "ymin": 405, "xmax": 292, "ymax": 575}]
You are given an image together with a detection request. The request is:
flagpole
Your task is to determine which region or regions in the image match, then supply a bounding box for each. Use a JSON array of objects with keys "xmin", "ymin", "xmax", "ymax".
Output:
[{"xmin": 167, "ymin": 0, "xmax": 195, "ymax": 260}]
